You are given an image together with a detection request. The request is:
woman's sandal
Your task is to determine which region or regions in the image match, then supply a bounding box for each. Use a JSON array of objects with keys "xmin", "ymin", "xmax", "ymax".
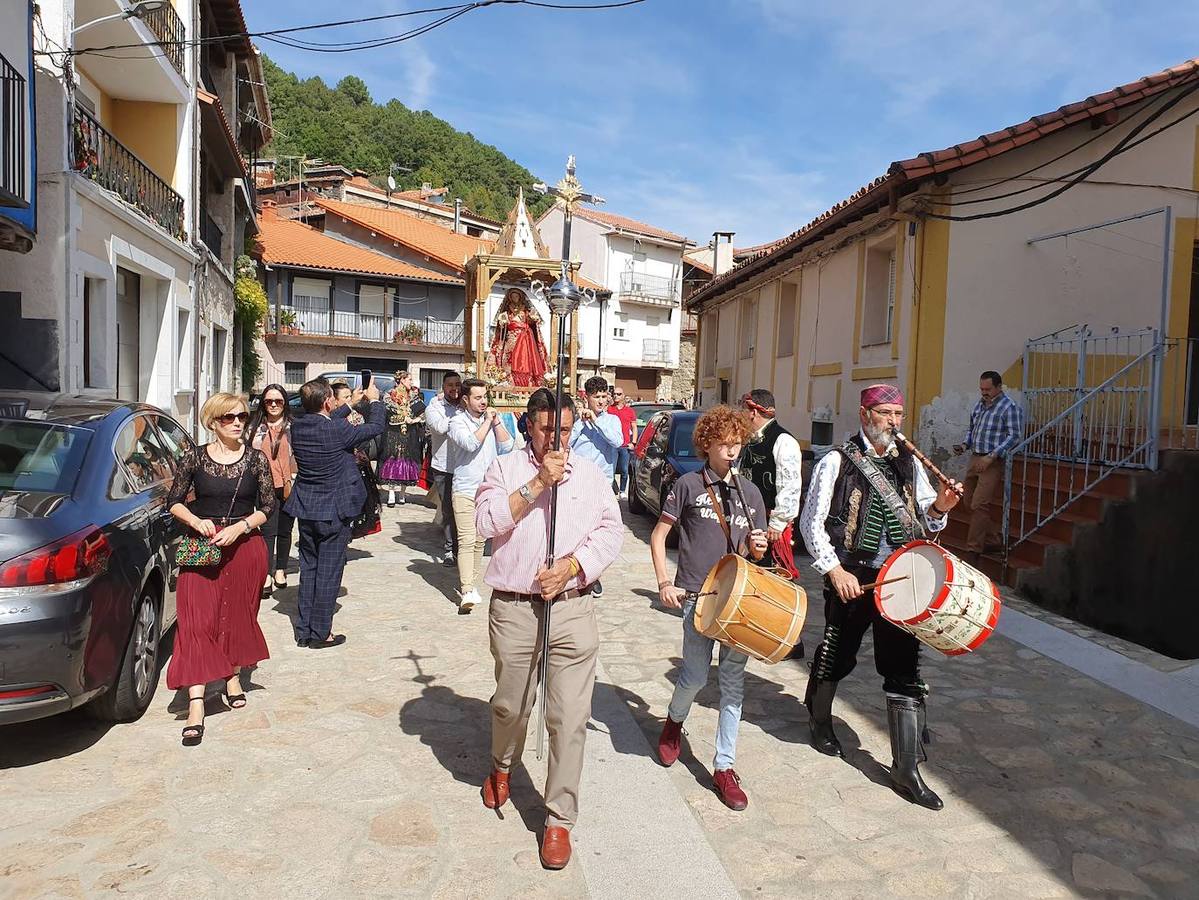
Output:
[
  {"xmin": 182, "ymin": 697, "xmax": 205, "ymax": 746},
  {"xmin": 224, "ymin": 691, "xmax": 247, "ymax": 709},
  {"xmin": 273, "ymin": 574, "xmax": 288, "ymax": 589}
]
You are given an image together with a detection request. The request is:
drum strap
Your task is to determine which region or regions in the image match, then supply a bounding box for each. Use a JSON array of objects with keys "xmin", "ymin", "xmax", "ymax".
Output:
[
  {"xmin": 842, "ymin": 443, "xmax": 924, "ymax": 540},
  {"xmin": 703, "ymin": 477, "xmax": 741, "ymax": 556}
]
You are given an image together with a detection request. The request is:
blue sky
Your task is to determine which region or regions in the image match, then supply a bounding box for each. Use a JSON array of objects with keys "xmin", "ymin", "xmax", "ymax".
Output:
[{"xmin": 249, "ymin": 1, "xmax": 1199, "ymax": 247}]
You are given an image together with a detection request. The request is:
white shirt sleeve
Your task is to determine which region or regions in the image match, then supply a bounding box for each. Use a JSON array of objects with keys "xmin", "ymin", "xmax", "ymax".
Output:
[
  {"xmin": 798, "ymin": 452, "xmax": 842, "ymax": 575},
  {"xmin": 598, "ymin": 413, "xmax": 624, "ymax": 450},
  {"xmin": 914, "ymin": 456, "xmax": 948, "ymax": 533},
  {"xmin": 426, "ymin": 397, "xmax": 450, "ymax": 437},
  {"xmin": 769, "ymin": 431, "xmax": 803, "ymax": 532}
]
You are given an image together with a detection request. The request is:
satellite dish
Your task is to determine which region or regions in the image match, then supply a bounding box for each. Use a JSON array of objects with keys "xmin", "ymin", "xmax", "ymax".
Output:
[{"xmin": 387, "ymin": 175, "xmax": 396, "ymax": 192}]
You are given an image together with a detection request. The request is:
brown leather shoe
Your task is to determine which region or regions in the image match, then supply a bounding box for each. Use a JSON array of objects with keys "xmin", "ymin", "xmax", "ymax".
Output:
[
  {"xmin": 540, "ymin": 826, "xmax": 571, "ymax": 870},
  {"xmin": 482, "ymin": 770, "xmax": 509, "ymax": 809}
]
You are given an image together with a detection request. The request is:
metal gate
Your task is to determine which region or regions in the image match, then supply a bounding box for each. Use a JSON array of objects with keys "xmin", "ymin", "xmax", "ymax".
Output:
[{"xmin": 1021, "ymin": 325, "xmax": 1161, "ymax": 469}]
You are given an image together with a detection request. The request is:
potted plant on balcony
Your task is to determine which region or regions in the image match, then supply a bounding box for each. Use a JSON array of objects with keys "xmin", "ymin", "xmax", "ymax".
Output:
[
  {"xmin": 393, "ymin": 321, "xmax": 424, "ymax": 344},
  {"xmin": 278, "ymin": 308, "xmax": 300, "ymax": 336}
]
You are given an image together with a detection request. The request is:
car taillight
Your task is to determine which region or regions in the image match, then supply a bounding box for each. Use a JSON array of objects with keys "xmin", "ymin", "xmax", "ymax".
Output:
[{"xmin": 0, "ymin": 527, "xmax": 112, "ymax": 588}]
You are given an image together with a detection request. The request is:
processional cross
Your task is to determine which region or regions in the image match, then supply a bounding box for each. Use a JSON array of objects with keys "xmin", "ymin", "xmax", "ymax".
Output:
[{"xmin": 526, "ymin": 156, "xmax": 603, "ymax": 761}]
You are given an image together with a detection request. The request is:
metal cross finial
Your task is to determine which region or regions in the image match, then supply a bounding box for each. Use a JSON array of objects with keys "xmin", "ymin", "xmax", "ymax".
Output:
[{"xmin": 533, "ymin": 156, "xmax": 605, "ymax": 216}]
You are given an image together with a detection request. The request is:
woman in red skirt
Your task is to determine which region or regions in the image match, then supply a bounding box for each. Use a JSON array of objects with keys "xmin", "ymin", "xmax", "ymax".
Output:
[{"xmin": 166, "ymin": 393, "xmax": 275, "ymax": 746}]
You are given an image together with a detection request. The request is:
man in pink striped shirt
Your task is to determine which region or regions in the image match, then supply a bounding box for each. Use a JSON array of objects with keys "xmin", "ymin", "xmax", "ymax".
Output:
[{"xmin": 475, "ymin": 388, "xmax": 623, "ymax": 870}]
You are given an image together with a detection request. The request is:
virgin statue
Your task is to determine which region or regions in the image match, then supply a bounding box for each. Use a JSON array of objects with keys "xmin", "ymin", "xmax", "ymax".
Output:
[{"xmin": 488, "ymin": 287, "xmax": 549, "ymax": 387}]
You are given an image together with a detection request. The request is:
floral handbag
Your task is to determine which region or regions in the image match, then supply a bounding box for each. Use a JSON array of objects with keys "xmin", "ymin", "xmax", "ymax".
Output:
[{"xmin": 175, "ymin": 466, "xmax": 246, "ymax": 567}]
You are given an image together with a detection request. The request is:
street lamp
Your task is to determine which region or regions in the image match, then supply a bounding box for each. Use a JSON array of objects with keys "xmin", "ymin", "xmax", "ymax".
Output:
[{"xmin": 72, "ymin": 1, "xmax": 170, "ymax": 35}]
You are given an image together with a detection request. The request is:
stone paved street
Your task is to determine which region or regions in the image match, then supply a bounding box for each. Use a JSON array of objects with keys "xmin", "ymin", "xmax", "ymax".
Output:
[{"xmin": 2, "ymin": 498, "xmax": 1198, "ymax": 899}]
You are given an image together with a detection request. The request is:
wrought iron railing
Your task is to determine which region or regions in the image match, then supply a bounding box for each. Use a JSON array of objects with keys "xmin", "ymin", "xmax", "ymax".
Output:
[
  {"xmin": 620, "ymin": 270, "xmax": 679, "ymax": 304},
  {"xmin": 141, "ymin": 2, "xmax": 186, "ymax": 79},
  {"xmin": 72, "ymin": 104, "xmax": 185, "ymax": 239},
  {"xmin": 1163, "ymin": 335, "xmax": 1199, "ymax": 451},
  {"xmin": 268, "ymin": 300, "xmax": 464, "ymax": 347},
  {"xmin": 1003, "ymin": 337, "xmax": 1160, "ymax": 552},
  {"xmin": 643, "ymin": 338, "xmax": 672, "ymax": 364},
  {"xmin": 393, "ymin": 316, "xmax": 464, "ymax": 346},
  {"xmin": 0, "ymin": 53, "xmax": 26, "ymax": 207},
  {"xmin": 201, "ymin": 207, "xmax": 223, "ymax": 258}
]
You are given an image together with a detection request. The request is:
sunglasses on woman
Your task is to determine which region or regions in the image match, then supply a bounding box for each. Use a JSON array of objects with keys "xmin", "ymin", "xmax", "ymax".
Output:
[
  {"xmin": 217, "ymin": 412, "xmax": 250, "ymax": 425},
  {"xmin": 263, "ymin": 398, "xmax": 285, "ymax": 406}
]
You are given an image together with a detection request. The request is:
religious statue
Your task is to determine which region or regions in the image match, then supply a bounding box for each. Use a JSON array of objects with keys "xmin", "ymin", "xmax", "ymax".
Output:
[{"xmin": 488, "ymin": 288, "xmax": 549, "ymax": 387}]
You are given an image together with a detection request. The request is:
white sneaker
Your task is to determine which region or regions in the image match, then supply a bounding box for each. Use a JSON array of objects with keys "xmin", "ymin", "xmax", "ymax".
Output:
[{"xmin": 458, "ymin": 588, "xmax": 481, "ymax": 612}]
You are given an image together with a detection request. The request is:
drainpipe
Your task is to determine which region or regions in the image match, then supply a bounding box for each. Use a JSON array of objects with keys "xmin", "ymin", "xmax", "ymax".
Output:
[{"xmin": 190, "ymin": 0, "xmax": 202, "ymax": 438}]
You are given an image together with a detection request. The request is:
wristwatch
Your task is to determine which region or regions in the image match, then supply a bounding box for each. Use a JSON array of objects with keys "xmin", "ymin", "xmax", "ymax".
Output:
[{"xmin": 518, "ymin": 483, "xmax": 535, "ymax": 505}]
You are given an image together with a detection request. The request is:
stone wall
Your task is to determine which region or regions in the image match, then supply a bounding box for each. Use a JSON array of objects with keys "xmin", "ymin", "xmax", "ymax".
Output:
[
  {"xmin": 674, "ymin": 332, "xmax": 697, "ymax": 403},
  {"xmin": 1019, "ymin": 450, "xmax": 1199, "ymax": 659}
]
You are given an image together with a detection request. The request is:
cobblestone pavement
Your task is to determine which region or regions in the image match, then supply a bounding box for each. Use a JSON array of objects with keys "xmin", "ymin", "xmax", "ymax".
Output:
[{"xmin": 2, "ymin": 498, "xmax": 1198, "ymax": 899}]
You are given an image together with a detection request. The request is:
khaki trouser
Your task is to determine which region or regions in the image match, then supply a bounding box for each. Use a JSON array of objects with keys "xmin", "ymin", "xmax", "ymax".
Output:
[
  {"xmin": 963, "ymin": 454, "xmax": 1003, "ymax": 552},
  {"xmin": 489, "ymin": 593, "xmax": 599, "ymax": 829},
  {"xmin": 451, "ymin": 493, "xmax": 485, "ymax": 593}
]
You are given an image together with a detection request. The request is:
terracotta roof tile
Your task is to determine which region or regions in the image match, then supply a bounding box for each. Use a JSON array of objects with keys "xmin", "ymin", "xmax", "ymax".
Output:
[
  {"xmin": 570, "ymin": 205, "xmax": 688, "ymax": 244},
  {"xmin": 682, "ymin": 253, "xmax": 713, "ymax": 275},
  {"xmin": 256, "ymin": 209, "xmax": 462, "ymax": 285},
  {"xmin": 314, "ymin": 198, "xmax": 495, "ymax": 273},
  {"xmin": 689, "ymin": 55, "xmax": 1199, "ymax": 308}
]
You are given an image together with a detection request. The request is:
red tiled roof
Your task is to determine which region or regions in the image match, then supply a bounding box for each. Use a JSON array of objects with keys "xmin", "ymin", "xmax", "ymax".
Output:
[
  {"xmin": 682, "ymin": 253, "xmax": 713, "ymax": 275},
  {"xmin": 256, "ymin": 207, "xmax": 463, "ymax": 285},
  {"xmin": 341, "ymin": 179, "xmax": 503, "ymax": 227},
  {"xmin": 734, "ymin": 238, "xmax": 786, "ymax": 260},
  {"xmin": 689, "ymin": 56, "xmax": 1199, "ymax": 308},
  {"xmin": 570, "ymin": 205, "xmax": 688, "ymax": 244},
  {"xmin": 315, "ymin": 198, "xmax": 495, "ymax": 273}
]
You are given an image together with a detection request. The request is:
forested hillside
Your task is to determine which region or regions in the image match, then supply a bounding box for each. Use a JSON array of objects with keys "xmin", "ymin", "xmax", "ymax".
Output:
[{"xmin": 262, "ymin": 56, "xmax": 550, "ymax": 221}]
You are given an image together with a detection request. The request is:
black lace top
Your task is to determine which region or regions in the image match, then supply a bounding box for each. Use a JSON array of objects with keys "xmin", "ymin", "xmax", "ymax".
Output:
[{"xmin": 166, "ymin": 444, "xmax": 277, "ymax": 522}]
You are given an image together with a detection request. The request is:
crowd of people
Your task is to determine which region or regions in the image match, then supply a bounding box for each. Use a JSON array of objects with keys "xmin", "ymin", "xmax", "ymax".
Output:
[{"xmin": 164, "ymin": 365, "xmax": 1018, "ymax": 869}]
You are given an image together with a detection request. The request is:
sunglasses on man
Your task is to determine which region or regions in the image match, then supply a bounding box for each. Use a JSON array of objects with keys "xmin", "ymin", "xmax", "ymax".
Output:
[{"xmin": 217, "ymin": 412, "xmax": 250, "ymax": 425}]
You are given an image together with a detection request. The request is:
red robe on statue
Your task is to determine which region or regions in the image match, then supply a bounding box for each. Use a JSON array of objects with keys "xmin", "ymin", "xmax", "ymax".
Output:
[{"xmin": 491, "ymin": 313, "xmax": 548, "ymax": 387}]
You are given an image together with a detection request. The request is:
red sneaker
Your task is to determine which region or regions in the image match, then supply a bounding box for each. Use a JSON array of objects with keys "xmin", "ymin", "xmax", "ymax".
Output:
[
  {"xmin": 713, "ymin": 768, "xmax": 748, "ymax": 811},
  {"xmin": 657, "ymin": 717, "xmax": 683, "ymax": 767}
]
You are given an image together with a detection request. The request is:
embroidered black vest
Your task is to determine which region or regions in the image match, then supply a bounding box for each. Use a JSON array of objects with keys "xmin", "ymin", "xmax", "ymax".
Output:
[
  {"xmin": 739, "ymin": 419, "xmax": 791, "ymax": 513},
  {"xmin": 824, "ymin": 433, "xmax": 920, "ymax": 566}
]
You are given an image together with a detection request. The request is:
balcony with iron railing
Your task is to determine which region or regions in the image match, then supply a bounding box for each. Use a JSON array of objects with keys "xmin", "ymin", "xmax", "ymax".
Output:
[
  {"xmin": 72, "ymin": 104, "xmax": 185, "ymax": 239},
  {"xmin": 643, "ymin": 338, "xmax": 674, "ymax": 366},
  {"xmin": 270, "ymin": 296, "xmax": 465, "ymax": 347},
  {"xmin": 201, "ymin": 207, "xmax": 223, "ymax": 259},
  {"xmin": 619, "ymin": 271, "xmax": 679, "ymax": 307},
  {"xmin": 140, "ymin": 2, "xmax": 186, "ymax": 79},
  {"xmin": 0, "ymin": 52, "xmax": 27, "ymax": 209}
]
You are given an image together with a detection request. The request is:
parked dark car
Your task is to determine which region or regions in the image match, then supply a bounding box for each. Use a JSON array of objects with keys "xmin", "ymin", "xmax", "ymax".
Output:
[
  {"xmin": 630, "ymin": 400, "xmax": 684, "ymax": 429},
  {"xmin": 628, "ymin": 410, "xmax": 704, "ymax": 521},
  {"xmin": 0, "ymin": 395, "xmax": 190, "ymax": 725}
]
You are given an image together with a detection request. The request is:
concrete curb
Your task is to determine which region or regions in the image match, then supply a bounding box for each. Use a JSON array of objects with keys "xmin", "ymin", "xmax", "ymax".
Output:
[{"xmin": 579, "ymin": 657, "xmax": 739, "ymax": 900}]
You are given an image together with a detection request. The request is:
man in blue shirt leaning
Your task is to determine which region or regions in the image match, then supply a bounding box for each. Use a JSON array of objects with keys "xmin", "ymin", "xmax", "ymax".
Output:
[
  {"xmin": 953, "ymin": 370, "xmax": 1024, "ymax": 560},
  {"xmin": 570, "ymin": 376, "xmax": 624, "ymax": 597}
]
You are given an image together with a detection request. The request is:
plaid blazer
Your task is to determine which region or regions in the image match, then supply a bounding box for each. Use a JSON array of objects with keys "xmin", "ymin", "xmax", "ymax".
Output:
[{"xmin": 284, "ymin": 401, "xmax": 386, "ymax": 522}]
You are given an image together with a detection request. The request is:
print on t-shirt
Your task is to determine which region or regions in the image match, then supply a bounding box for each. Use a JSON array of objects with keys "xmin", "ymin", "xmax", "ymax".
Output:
[{"xmin": 661, "ymin": 469, "xmax": 766, "ymax": 592}]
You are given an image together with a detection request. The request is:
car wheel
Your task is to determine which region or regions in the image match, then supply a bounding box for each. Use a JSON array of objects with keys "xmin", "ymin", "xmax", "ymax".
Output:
[{"xmin": 87, "ymin": 588, "xmax": 161, "ymax": 722}]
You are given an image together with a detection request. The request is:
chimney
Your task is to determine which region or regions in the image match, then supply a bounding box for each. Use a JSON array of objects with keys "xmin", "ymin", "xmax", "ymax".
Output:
[
  {"xmin": 260, "ymin": 199, "xmax": 278, "ymax": 220},
  {"xmin": 453, "ymin": 198, "xmax": 462, "ymax": 234},
  {"xmin": 713, "ymin": 231, "xmax": 735, "ymax": 276}
]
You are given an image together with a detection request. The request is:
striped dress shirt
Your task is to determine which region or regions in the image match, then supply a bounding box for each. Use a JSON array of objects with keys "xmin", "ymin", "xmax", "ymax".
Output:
[
  {"xmin": 964, "ymin": 393, "xmax": 1024, "ymax": 457},
  {"xmin": 476, "ymin": 446, "xmax": 624, "ymax": 594}
]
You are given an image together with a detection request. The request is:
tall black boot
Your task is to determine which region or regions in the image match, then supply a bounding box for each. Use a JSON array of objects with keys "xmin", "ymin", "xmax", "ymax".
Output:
[
  {"xmin": 804, "ymin": 677, "xmax": 843, "ymax": 758},
  {"xmin": 886, "ymin": 695, "xmax": 943, "ymax": 810}
]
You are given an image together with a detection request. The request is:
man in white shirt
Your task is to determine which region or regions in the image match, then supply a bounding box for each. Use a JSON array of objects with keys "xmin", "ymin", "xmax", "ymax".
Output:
[
  {"xmin": 425, "ymin": 371, "xmax": 463, "ymax": 565},
  {"xmin": 569, "ymin": 376, "xmax": 623, "ymax": 596},
  {"xmin": 798, "ymin": 384, "xmax": 960, "ymax": 811},
  {"xmin": 448, "ymin": 378, "xmax": 514, "ymax": 612},
  {"xmin": 739, "ymin": 389, "xmax": 803, "ymax": 579}
]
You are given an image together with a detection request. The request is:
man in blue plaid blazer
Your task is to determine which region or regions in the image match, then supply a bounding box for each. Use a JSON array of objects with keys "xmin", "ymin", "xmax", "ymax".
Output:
[{"xmin": 285, "ymin": 378, "xmax": 386, "ymax": 648}]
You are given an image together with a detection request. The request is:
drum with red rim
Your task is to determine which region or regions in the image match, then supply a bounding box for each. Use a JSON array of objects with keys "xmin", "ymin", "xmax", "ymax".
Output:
[{"xmin": 874, "ymin": 540, "xmax": 1001, "ymax": 656}]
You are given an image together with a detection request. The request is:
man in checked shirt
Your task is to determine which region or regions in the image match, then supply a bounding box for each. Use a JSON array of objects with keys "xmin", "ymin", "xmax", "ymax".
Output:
[{"xmin": 953, "ymin": 370, "xmax": 1025, "ymax": 558}]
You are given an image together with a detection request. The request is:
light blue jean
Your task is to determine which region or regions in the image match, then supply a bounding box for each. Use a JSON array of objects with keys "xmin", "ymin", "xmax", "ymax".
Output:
[{"xmin": 667, "ymin": 598, "xmax": 748, "ymax": 771}]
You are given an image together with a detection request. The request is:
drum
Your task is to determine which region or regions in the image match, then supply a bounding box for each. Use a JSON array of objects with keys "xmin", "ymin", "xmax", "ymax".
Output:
[
  {"xmin": 875, "ymin": 540, "xmax": 1001, "ymax": 656},
  {"xmin": 694, "ymin": 554, "xmax": 806, "ymax": 664}
]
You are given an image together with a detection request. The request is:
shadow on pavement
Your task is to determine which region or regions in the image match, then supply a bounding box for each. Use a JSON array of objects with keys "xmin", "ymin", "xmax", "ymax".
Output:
[
  {"xmin": 399, "ymin": 681, "xmax": 544, "ymax": 835},
  {"xmin": 0, "ymin": 631, "xmax": 175, "ymax": 769},
  {"xmin": 405, "ymin": 558, "xmax": 461, "ymax": 607}
]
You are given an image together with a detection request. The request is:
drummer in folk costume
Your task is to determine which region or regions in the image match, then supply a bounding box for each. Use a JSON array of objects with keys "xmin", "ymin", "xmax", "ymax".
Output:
[
  {"xmin": 797, "ymin": 384, "xmax": 960, "ymax": 810},
  {"xmin": 650, "ymin": 405, "xmax": 768, "ymax": 811},
  {"xmin": 738, "ymin": 389, "xmax": 804, "ymax": 579}
]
